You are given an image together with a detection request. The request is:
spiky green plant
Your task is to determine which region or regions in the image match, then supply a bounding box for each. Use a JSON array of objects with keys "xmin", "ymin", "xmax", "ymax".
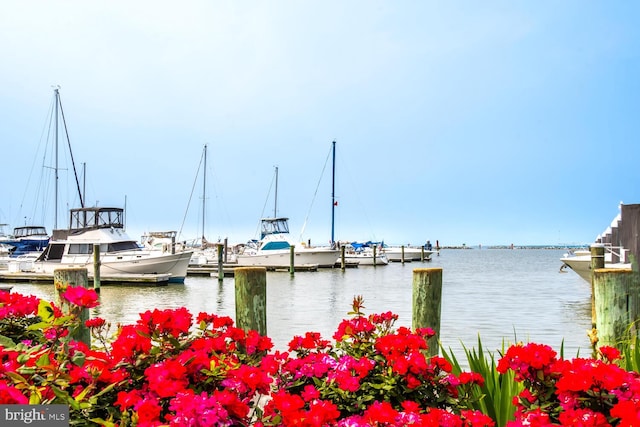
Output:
[{"xmin": 442, "ymin": 336, "xmax": 523, "ymax": 427}]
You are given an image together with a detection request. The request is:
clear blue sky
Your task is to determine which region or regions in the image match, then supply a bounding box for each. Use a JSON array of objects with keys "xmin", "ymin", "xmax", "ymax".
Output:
[{"xmin": 1, "ymin": 1, "xmax": 639, "ymax": 247}]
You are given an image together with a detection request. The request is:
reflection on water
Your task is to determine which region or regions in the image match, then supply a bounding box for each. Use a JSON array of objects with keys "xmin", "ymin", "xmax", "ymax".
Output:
[{"xmin": 7, "ymin": 249, "xmax": 592, "ymax": 358}]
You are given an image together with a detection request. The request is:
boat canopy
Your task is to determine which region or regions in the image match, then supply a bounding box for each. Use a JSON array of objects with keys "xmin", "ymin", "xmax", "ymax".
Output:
[
  {"xmin": 260, "ymin": 217, "xmax": 289, "ymax": 239},
  {"xmin": 69, "ymin": 207, "xmax": 125, "ymax": 231},
  {"xmin": 13, "ymin": 226, "xmax": 48, "ymax": 238}
]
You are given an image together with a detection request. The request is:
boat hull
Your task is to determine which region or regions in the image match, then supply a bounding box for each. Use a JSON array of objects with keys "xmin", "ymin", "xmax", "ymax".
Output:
[
  {"xmin": 31, "ymin": 251, "xmax": 193, "ymax": 283},
  {"xmin": 235, "ymin": 248, "xmax": 340, "ymax": 268},
  {"xmin": 345, "ymin": 253, "xmax": 389, "ymax": 266},
  {"xmin": 383, "ymin": 247, "xmax": 433, "ymax": 262},
  {"xmin": 560, "ymin": 251, "xmax": 629, "ymax": 283}
]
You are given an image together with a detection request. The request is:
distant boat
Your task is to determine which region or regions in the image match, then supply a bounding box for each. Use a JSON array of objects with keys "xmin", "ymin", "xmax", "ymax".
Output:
[
  {"xmin": 0, "ymin": 225, "xmax": 49, "ymax": 257},
  {"xmin": 343, "ymin": 241, "xmax": 389, "ymax": 266},
  {"xmin": 235, "ymin": 166, "xmax": 340, "ymax": 268},
  {"xmin": 31, "ymin": 207, "xmax": 193, "ymax": 283},
  {"xmin": 381, "ymin": 244, "xmax": 434, "ymax": 262}
]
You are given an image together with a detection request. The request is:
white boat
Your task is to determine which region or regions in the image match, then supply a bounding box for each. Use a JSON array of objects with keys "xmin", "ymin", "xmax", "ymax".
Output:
[
  {"xmin": 235, "ymin": 217, "xmax": 340, "ymax": 268},
  {"xmin": 235, "ymin": 166, "xmax": 340, "ymax": 268},
  {"xmin": 560, "ymin": 203, "xmax": 636, "ymax": 283},
  {"xmin": 382, "ymin": 245, "xmax": 434, "ymax": 262},
  {"xmin": 29, "ymin": 207, "xmax": 193, "ymax": 283},
  {"xmin": 343, "ymin": 242, "xmax": 389, "ymax": 266}
]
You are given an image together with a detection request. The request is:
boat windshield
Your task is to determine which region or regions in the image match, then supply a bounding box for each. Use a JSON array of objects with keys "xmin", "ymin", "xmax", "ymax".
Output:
[
  {"xmin": 14, "ymin": 226, "xmax": 48, "ymax": 237},
  {"xmin": 260, "ymin": 217, "xmax": 289, "ymax": 239}
]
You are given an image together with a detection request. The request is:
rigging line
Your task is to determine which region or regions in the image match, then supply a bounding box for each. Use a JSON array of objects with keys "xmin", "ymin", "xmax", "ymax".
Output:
[
  {"xmin": 298, "ymin": 144, "xmax": 333, "ymax": 242},
  {"xmin": 254, "ymin": 167, "xmax": 277, "ymax": 239},
  {"xmin": 178, "ymin": 147, "xmax": 204, "ymax": 241},
  {"xmin": 16, "ymin": 94, "xmax": 57, "ymax": 226},
  {"xmin": 57, "ymin": 92, "xmax": 85, "ymax": 208}
]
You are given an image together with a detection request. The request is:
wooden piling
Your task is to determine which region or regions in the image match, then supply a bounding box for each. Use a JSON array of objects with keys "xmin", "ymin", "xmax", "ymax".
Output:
[
  {"xmin": 290, "ymin": 245, "xmax": 295, "ymax": 276},
  {"xmin": 590, "ymin": 245, "xmax": 605, "ymax": 327},
  {"xmin": 401, "ymin": 245, "xmax": 406, "ymax": 264},
  {"xmin": 412, "ymin": 268, "xmax": 443, "ymax": 357},
  {"xmin": 54, "ymin": 268, "xmax": 91, "ymax": 345},
  {"xmin": 217, "ymin": 243, "xmax": 224, "ymax": 282},
  {"xmin": 340, "ymin": 245, "xmax": 346, "ymax": 270},
  {"xmin": 593, "ymin": 268, "xmax": 639, "ymax": 348},
  {"xmin": 234, "ymin": 267, "xmax": 267, "ymax": 336},
  {"xmin": 93, "ymin": 244, "xmax": 101, "ymax": 292}
]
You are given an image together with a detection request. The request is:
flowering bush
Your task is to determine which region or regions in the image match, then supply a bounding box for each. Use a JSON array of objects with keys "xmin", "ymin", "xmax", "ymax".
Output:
[
  {"xmin": 2, "ymin": 288, "xmax": 640, "ymax": 426},
  {"xmin": 497, "ymin": 342, "xmax": 640, "ymax": 426}
]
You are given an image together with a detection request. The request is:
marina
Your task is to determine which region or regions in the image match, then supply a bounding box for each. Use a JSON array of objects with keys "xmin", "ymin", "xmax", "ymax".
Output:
[{"xmin": 2, "ymin": 248, "xmax": 593, "ymax": 361}]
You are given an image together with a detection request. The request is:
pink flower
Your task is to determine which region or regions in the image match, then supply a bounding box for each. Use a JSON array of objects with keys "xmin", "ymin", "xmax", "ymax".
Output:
[{"xmin": 61, "ymin": 286, "xmax": 100, "ymax": 308}]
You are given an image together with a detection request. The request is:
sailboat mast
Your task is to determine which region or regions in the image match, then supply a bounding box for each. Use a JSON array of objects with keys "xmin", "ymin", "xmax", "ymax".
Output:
[
  {"xmin": 331, "ymin": 140, "xmax": 336, "ymax": 244},
  {"xmin": 274, "ymin": 166, "xmax": 278, "ymax": 218},
  {"xmin": 54, "ymin": 88, "xmax": 60, "ymax": 229},
  {"xmin": 202, "ymin": 144, "xmax": 207, "ymax": 241}
]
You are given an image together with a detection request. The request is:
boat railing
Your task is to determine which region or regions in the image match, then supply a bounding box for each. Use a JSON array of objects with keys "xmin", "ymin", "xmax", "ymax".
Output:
[{"xmin": 603, "ymin": 244, "xmax": 628, "ymax": 264}]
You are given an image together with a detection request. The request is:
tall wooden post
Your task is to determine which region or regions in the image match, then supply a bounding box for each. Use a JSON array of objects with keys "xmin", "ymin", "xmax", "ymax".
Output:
[
  {"xmin": 340, "ymin": 245, "xmax": 346, "ymax": 270},
  {"xmin": 412, "ymin": 268, "xmax": 443, "ymax": 357},
  {"xmin": 234, "ymin": 267, "xmax": 267, "ymax": 336},
  {"xmin": 217, "ymin": 243, "xmax": 224, "ymax": 282},
  {"xmin": 93, "ymin": 244, "xmax": 101, "ymax": 293},
  {"xmin": 590, "ymin": 245, "xmax": 605, "ymax": 327},
  {"xmin": 401, "ymin": 245, "xmax": 406, "ymax": 264},
  {"xmin": 290, "ymin": 245, "xmax": 295, "ymax": 276},
  {"xmin": 54, "ymin": 268, "xmax": 91, "ymax": 345},
  {"xmin": 373, "ymin": 245, "xmax": 377, "ymax": 266},
  {"xmin": 593, "ymin": 268, "xmax": 638, "ymax": 348}
]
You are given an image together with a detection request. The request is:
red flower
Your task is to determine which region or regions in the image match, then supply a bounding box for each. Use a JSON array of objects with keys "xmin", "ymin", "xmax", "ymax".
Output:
[{"xmin": 85, "ymin": 317, "xmax": 106, "ymax": 328}]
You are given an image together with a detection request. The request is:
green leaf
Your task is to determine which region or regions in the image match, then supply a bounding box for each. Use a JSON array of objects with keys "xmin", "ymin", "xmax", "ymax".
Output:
[{"xmin": 37, "ymin": 300, "xmax": 55, "ymax": 323}]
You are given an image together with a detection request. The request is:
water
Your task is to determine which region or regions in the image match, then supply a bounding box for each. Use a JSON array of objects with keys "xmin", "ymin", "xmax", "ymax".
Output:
[{"xmin": 6, "ymin": 249, "xmax": 593, "ymax": 360}]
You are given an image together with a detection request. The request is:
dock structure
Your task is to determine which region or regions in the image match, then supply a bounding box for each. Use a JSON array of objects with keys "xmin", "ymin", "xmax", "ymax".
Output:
[
  {"xmin": 186, "ymin": 263, "xmax": 322, "ymax": 277},
  {"xmin": 0, "ymin": 271, "xmax": 172, "ymax": 286}
]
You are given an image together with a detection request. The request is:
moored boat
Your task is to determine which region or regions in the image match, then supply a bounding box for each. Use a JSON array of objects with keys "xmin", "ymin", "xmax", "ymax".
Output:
[
  {"xmin": 560, "ymin": 203, "xmax": 638, "ymax": 282},
  {"xmin": 235, "ymin": 217, "xmax": 340, "ymax": 268},
  {"xmin": 30, "ymin": 207, "xmax": 193, "ymax": 283}
]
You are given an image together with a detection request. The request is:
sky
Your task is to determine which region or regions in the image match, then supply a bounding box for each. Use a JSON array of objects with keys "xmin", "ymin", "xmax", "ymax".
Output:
[{"xmin": 1, "ymin": 1, "xmax": 639, "ymax": 247}]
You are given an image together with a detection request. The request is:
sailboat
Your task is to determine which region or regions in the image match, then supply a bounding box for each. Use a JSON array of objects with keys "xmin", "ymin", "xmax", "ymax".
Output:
[
  {"xmin": 326, "ymin": 140, "xmax": 387, "ymax": 266},
  {"xmin": 234, "ymin": 166, "xmax": 340, "ymax": 268},
  {"xmin": 25, "ymin": 88, "xmax": 193, "ymax": 283}
]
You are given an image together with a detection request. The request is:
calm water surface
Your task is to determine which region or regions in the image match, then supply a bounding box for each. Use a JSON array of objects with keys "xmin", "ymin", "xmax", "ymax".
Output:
[{"xmin": 7, "ymin": 249, "xmax": 592, "ymax": 359}]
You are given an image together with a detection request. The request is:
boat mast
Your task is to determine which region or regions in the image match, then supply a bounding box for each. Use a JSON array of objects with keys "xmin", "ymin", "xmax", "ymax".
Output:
[
  {"xmin": 201, "ymin": 144, "xmax": 207, "ymax": 243},
  {"xmin": 331, "ymin": 140, "xmax": 336, "ymax": 245},
  {"xmin": 274, "ymin": 166, "xmax": 278, "ymax": 218},
  {"xmin": 52, "ymin": 87, "xmax": 85, "ymax": 230},
  {"xmin": 54, "ymin": 88, "xmax": 60, "ymax": 229}
]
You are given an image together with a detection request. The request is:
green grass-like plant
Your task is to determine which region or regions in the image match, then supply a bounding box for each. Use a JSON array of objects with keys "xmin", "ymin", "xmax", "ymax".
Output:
[{"xmin": 442, "ymin": 336, "xmax": 523, "ymax": 427}]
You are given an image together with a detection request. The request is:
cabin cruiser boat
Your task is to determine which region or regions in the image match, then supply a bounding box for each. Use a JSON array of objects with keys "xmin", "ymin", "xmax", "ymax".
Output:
[
  {"xmin": 31, "ymin": 207, "xmax": 193, "ymax": 283},
  {"xmin": 235, "ymin": 217, "xmax": 340, "ymax": 268}
]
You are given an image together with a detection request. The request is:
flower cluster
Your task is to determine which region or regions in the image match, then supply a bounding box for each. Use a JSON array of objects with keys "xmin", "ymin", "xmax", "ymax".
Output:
[
  {"xmin": 497, "ymin": 342, "xmax": 640, "ymax": 426},
  {"xmin": 2, "ymin": 289, "xmax": 640, "ymax": 426}
]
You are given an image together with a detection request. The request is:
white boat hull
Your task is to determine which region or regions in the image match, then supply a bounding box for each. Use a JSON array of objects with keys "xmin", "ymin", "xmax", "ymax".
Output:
[
  {"xmin": 235, "ymin": 248, "xmax": 340, "ymax": 268},
  {"xmin": 560, "ymin": 250, "xmax": 629, "ymax": 283},
  {"xmin": 345, "ymin": 253, "xmax": 389, "ymax": 266},
  {"xmin": 383, "ymin": 247, "xmax": 433, "ymax": 262},
  {"xmin": 30, "ymin": 250, "xmax": 193, "ymax": 283}
]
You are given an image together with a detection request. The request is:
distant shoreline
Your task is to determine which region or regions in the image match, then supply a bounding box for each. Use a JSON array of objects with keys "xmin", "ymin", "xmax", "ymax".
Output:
[{"xmin": 438, "ymin": 245, "xmax": 585, "ymax": 250}]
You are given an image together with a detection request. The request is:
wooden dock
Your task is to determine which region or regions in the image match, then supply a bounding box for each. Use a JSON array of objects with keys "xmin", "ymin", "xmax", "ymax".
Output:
[
  {"xmin": 187, "ymin": 263, "xmax": 321, "ymax": 277},
  {"xmin": 0, "ymin": 271, "xmax": 172, "ymax": 286}
]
